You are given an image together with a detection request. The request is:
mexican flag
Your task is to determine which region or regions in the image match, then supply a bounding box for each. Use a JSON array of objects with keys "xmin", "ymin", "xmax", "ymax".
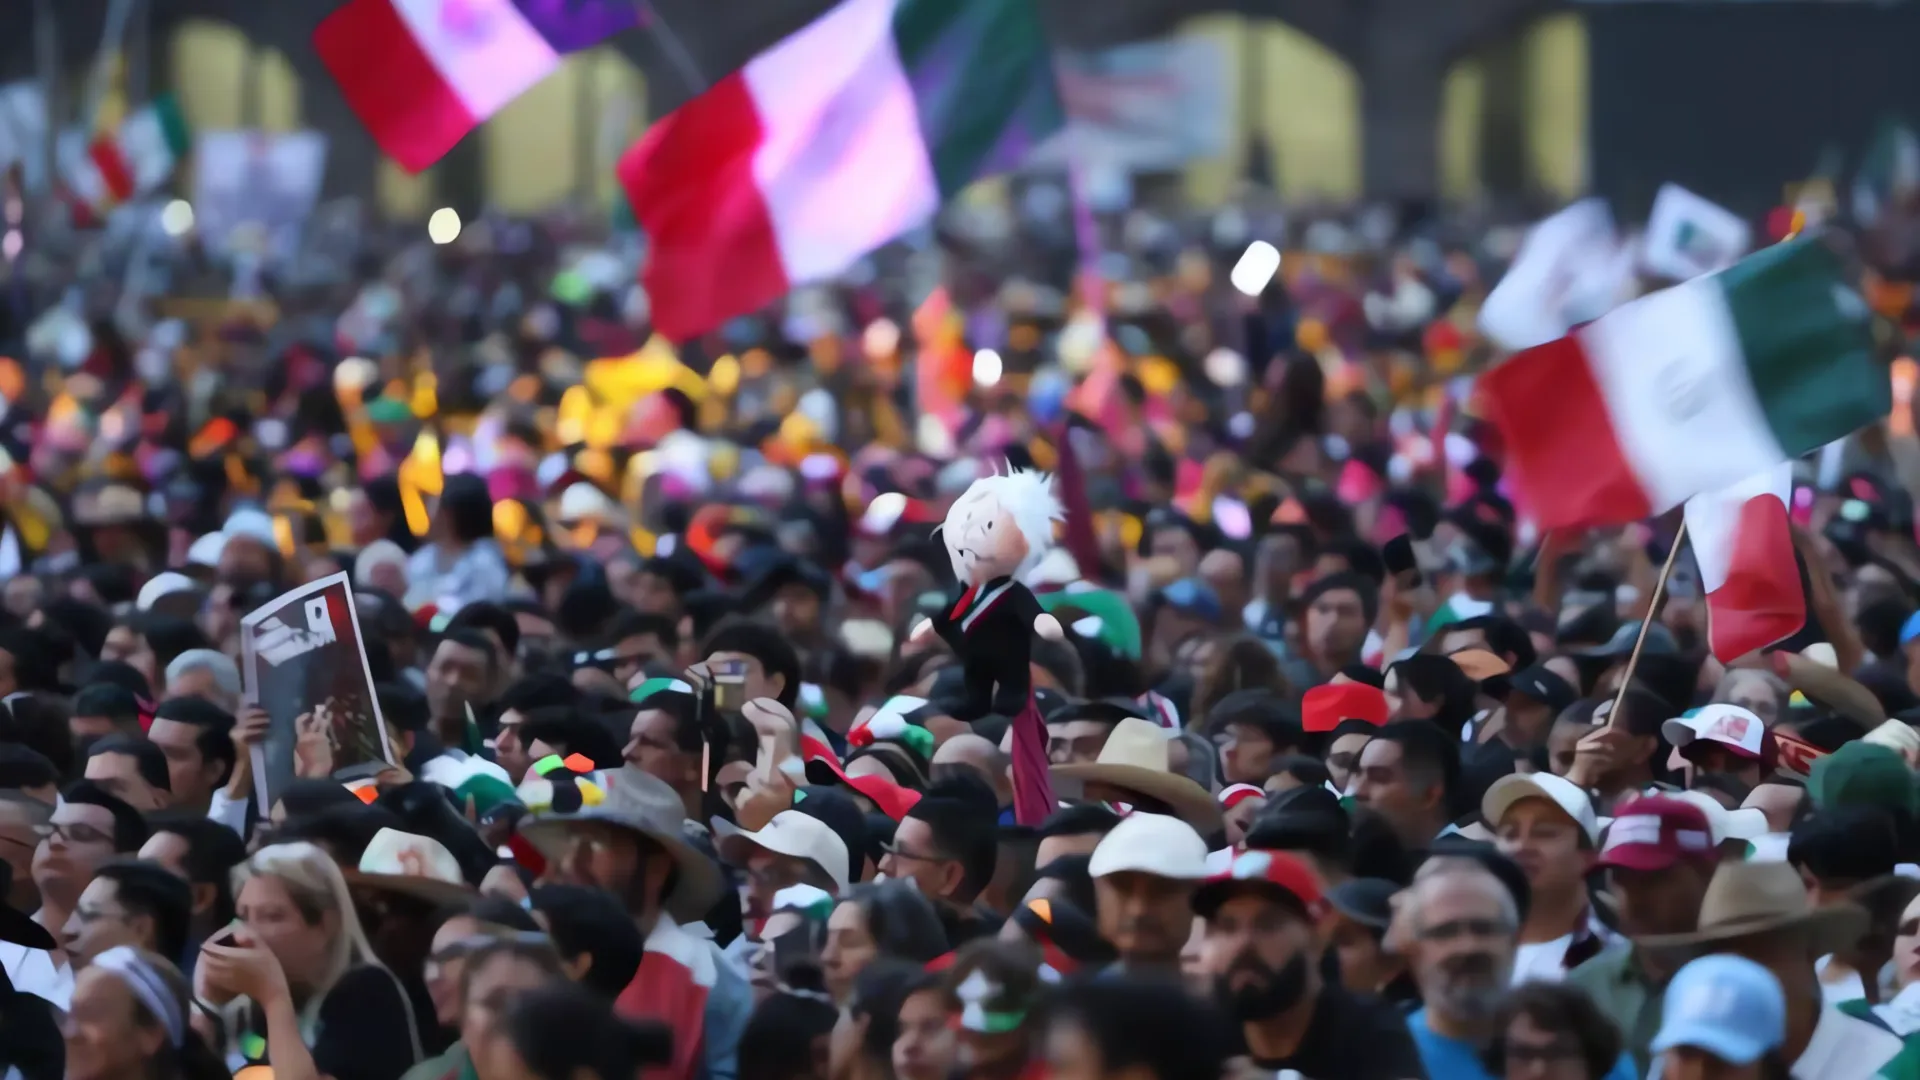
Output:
[
  {"xmin": 1682, "ymin": 462, "xmax": 1805, "ymax": 663},
  {"xmin": 619, "ymin": 0, "xmax": 1062, "ymax": 342},
  {"xmin": 1477, "ymin": 237, "xmax": 1886, "ymax": 531},
  {"xmin": 63, "ymin": 94, "xmax": 189, "ymax": 209}
]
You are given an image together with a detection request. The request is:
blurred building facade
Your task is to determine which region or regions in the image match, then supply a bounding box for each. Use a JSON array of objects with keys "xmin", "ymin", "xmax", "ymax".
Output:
[{"xmin": 2, "ymin": 0, "xmax": 1908, "ymax": 219}]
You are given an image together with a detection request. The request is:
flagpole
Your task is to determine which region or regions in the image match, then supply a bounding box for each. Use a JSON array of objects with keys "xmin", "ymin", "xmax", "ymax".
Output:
[
  {"xmin": 641, "ymin": 3, "xmax": 708, "ymax": 96},
  {"xmin": 79, "ymin": 0, "xmax": 139, "ymax": 134},
  {"xmin": 1603, "ymin": 521, "xmax": 1688, "ymax": 729}
]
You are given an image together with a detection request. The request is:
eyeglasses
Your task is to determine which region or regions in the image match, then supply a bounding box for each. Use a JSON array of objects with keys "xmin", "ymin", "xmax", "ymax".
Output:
[
  {"xmin": 36, "ymin": 822, "xmax": 112, "ymax": 846},
  {"xmin": 880, "ymin": 843, "xmax": 950, "ymax": 866},
  {"xmin": 71, "ymin": 904, "xmax": 129, "ymax": 927},
  {"xmin": 1503, "ymin": 1039, "xmax": 1584, "ymax": 1064}
]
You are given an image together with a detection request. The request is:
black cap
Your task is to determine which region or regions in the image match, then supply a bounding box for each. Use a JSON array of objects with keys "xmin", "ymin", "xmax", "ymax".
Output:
[
  {"xmin": 1508, "ymin": 665, "xmax": 1576, "ymax": 715},
  {"xmin": 1244, "ymin": 786, "xmax": 1349, "ymax": 855},
  {"xmin": 1326, "ymin": 877, "xmax": 1400, "ymax": 931}
]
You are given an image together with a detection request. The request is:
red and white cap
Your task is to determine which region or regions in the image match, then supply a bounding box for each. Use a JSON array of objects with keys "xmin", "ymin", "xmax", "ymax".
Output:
[
  {"xmin": 1191, "ymin": 849, "xmax": 1326, "ymax": 918},
  {"xmin": 1663, "ymin": 704, "xmax": 1778, "ymax": 771},
  {"xmin": 1218, "ymin": 784, "xmax": 1267, "ymax": 811}
]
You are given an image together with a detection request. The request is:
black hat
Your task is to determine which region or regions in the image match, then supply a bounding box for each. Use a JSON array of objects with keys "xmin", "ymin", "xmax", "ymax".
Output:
[
  {"xmin": 1244, "ymin": 786, "xmax": 1349, "ymax": 855},
  {"xmin": 1508, "ymin": 665, "xmax": 1577, "ymax": 715},
  {"xmin": 1326, "ymin": 877, "xmax": 1400, "ymax": 932}
]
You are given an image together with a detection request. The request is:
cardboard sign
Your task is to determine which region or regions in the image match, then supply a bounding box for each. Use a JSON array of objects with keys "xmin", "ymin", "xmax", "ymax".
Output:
[
  {"xmin": 1641, "ymin": 183, "xmax": 1751, "ymax": 281},
  {"xmin": 240, "ymin": 572, "xmax": 392, "ymax": 809}
]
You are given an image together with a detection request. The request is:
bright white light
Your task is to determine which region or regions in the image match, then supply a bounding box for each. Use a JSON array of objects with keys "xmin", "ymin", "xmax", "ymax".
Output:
[
  {"xmin": 1230, "ymin": 240, "xmax": 1282, "ymax": 296},
  {"xmin": 1, "ymin": 231, "xmax": 20, "ymax": 261},
  {"xmin": 428, "ymin": 207, "xmax": 463, "ymax": 245},
  {"xmin": 863, "ymin": 492, "xmax": 908, "ymax": 533},
  {"xmin": 1204, "ymin": 347, "xmax": 1248, "ymax": 387},
  {"xmin": 160, "ymin": 200, "xmax": 194, "ymax": 237},
  {"xmin": 972, "ymin": 348, "xmax": 1004, "ymax": 387}
]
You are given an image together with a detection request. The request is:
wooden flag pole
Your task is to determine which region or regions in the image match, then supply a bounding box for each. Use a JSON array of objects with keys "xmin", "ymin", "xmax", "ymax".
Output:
[{"xmin": 1604, "ymin": 521, "xmax": 1688, "ymax": 728}]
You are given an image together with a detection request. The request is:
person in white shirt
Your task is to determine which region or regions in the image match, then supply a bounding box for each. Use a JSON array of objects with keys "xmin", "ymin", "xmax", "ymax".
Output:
[
  {"xmin": 1634, "ymin": 860, "xmax": 1901, "ymax": 1080},
  {"xmin": 1484, "ymin": 773, "xmax": 1614, "ymax": 984}
]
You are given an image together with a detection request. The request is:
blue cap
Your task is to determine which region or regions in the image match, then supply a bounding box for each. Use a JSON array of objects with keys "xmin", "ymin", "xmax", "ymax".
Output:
[
  {"xmin": 1650, "ymin": 955, "xmax": 1785, "ymax": 1065},
  {"xmin": 1901, "ymin": 610, "xmax": 1920, "ymax": 648},
  {"xmin": 1157, "ymin": 577, "xmax": 1223, "ymax": 623}
]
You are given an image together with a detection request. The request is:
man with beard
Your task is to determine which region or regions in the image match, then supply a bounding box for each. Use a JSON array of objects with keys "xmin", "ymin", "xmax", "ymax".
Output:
[
  {"xmin": 1400, "ymin": 858, "xmax": 1521, "ymax": 1078},
  {"xmin": 1193, "ymin": 849, "xmax": 1423, "ymax": 1080}
]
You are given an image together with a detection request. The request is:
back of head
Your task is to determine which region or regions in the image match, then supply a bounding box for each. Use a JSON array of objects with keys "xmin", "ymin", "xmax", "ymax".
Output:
[
  {"xmin": 529, "ymin": 884, "xmax": 645, "ymax": 1000},
  {"xmin": 503, "ymin": 983, "xmax": 674, "ymax": 1080},
  {"xmin": 88, "ymin": 734, "xmax": 171, "ymax": 794},
  {"xmin": 1048, "ymin": 976, "xmax": 1234, "ymax": 1080},
  {"xmin": 740, "ymin": 989, "xmax": 839, "ymax": 1080}
]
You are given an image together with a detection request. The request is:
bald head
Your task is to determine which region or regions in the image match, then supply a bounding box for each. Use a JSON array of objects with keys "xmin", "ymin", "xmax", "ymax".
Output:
[{"xmin": 933, "ymin": 733, "xmax": 1009, "ymax": 798}]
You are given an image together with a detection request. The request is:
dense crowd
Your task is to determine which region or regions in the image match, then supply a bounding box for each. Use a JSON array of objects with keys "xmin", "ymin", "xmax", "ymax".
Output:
[{"xmin": 1, "ymin": 173, "xmax": 1919, "ymax": 1080}]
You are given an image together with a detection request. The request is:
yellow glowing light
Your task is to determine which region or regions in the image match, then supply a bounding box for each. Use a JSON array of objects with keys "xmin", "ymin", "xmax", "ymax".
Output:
[
  {"xmin": 494, "ymin": 500, "xmax": 528, "ymax": 542},
  {"xmin": 576, "ymin": 449, "xmax": 615, "ymax": 487},
  {"xmin": 273, "ymin": 515, "xmax": 297, "ymax": 557},
  {"xmin": 708, "ymin": 355, "xmax": 741, "ymax": 396},
  {"xmin": 410, "ymin": 373, "xmax": 439, "ymax": 419},
  {"xmin": 556, "ymin": 385, "xmax": 593, "ymax": 446}
]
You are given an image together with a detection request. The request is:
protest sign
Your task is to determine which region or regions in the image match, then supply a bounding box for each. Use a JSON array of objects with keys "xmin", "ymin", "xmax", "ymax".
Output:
[
  {"xmin": 192, "ymin": 130, "xmax": 328, "ymax": 263},
  {"xmin": 1640, "ymin": 182, "xmax": 1750, "ymax": 281},
  {"xmin": 239, "ymin": 572, "xmax": 392, "ymax": 810},
  {"xmin": 1026, "ymin": 37, "xmax": 1231, "ymax": 174}
]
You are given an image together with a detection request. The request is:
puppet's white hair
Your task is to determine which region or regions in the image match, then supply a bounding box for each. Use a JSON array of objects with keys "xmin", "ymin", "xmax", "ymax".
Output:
[{"xmin": 941, "ymin": 466, "xmax": 1064, "ymax": 577}]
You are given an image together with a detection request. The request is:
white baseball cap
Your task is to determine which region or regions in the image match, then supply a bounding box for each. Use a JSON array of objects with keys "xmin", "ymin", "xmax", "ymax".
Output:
[
  {"xmin": 1663, "ymin": 704, "xmax": 1769, "ymax": 762},
  {"xmin": 1671, "ymin": 790, "xmax": 1770, "ymax": 844},
  {"xmin": 136, "ymin": 572, "xmax": 197, "ymax": 612},
  {"xmin": 1089, "ymin": 813, "xmax": 1209, "ymax": 880},
  {"xmin": 715, "ymin": 810, "xmax": 850, "ymax": 890},
  {"xmin": 1481, "ymin": 772, "xmax": 1600, "ymax": 845}
]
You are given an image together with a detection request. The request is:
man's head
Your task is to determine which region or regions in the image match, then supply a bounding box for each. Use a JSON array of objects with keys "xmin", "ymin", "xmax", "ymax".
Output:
[
  {"xmin": 1193, "ymin": 850, "xmax": 1327, "ymax": 1024},
  {"xmin": 701, "ymin": 618, "xmax": 801, "ymax": 710},
  {"xmin": 68, "ymin": 684, "xmax": 144, "ymax": 746},
  {"xmin": 1045, "ymin": 702, "xmax": 1134, "ymax": 766},
  {"xmin": 1400, "ymin": 860, "xmax": 1519, "ymax": 1027},
  {"xmin": 0, "ymin": 790, "xmax": 51, "ymax": 910},
  {"xmin": 1665, "ymin": 704, "xmax": 1777, "ymax": 791},
  {"xmin": 138, "ymin": 813, "xmax": 247, "ymax": 928},
  {"xmin": 145, "ymin": 697, "xmax": 235, "ymax": 813},
  {"xmin": 1437, "ymin": 615, "xmax": 1537, "ymax": 672},
  {"xmin": 1500, "ymin": 666, "xmax": 1577, "ymax": 751},
  {"xmin": 1353, "ymin": 722, "xmax": 1458, "ymax": 847},
  {"xmin": 1300, "ymin": 573, "xmax": 1376, "ymax": 666},
  {"xmin": 721, "ymin": 810, "xmax": 851, "ymax": 932},
  {"xmin": 1089, "ymin": 813, "xmax": 1209, "ymax": 968},
  {"xmin": 1206, "ymin": 691, "xmax": 1303, "ymax": 787},
  {"xmin": 494, "ymin": 673, "xmax": 583, "ymax": 784},
  {"xmin": 1594, "ymin": 794, "xmax": 1720, "ymax": 939},
  {"xmin": 625, "ymin": 689, "xmax": 704, "ymax": 795},
  {"xmin": 930, "ymin": 734, "xmax": 1010, "ymax": 805},
  {"xmin": 426, "ymin": 629, "xmax": 500, "ymax": 726},
  {"xmin": 62, "ymin": 859, "xmax": 192, "ymax": 970},
  {"xmin": 83, "ymin": 735, "xmax": 172, "ymax": 812},
  {"xmin": 599, "ymin": 611, "xmax": 680, "ymax": 687},
  {"xmin": 548, "ymin": 820, "xmax": 675, "ymax": 918},
  {"xmin": 1483, "ymin": 774, "xmax": 1598, "ymax": 904},
  {"xmin": 882, "ymin": 775, "xmax": 998, "ymax": 907},
  {"xmin": 33, "ymin": 781, "xmax": 148, "ymax": 909},
  {"xmin": 162, "ymin": 649, "xmax": 241, "ymax": 712}
]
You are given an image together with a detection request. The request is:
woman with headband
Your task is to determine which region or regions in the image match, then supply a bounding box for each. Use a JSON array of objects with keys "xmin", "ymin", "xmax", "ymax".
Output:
[{"xmin": 61, "ymin": 945, "xmax": 226, "ymax": 1080}]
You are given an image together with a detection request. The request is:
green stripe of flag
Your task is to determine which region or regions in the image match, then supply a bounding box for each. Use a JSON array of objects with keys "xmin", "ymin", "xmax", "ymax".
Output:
[
  {"xmin": 150, "ymin": 93, "xmax": 190, "ymax": 159},
  {"xmin": 1718, "ymin": 237, "xmax": 1889, "ymax": 456},
  {"xmin": 891, "ymin": 0, "xmax": 1062, "ymax": 198}
]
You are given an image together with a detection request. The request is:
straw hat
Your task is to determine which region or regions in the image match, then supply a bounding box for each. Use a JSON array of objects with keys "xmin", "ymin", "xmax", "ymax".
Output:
[
  {"xmin": 341, "ymin": 828, "xmax": 475, "ymax": 906},
  {"xmin": 1636, "ymin": 859, "xmax": 1866, "ymax": 958},
  {"xmin": 519, "ymin": 767, "xmax": 722, "ymax": 922},
  {"xmin": 1051, "ymin": 718, "xmax": 1222, "ymax": 832}
]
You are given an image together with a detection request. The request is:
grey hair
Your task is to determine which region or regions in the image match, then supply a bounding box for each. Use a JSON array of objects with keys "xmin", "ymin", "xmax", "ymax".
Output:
[
  {"xmin": 1408, "ymin": 858, "xmax": 1520, "ymax": 931},
  {"xmin": 165, "ymin": 648, "xmax": 242, "ymax": 707},
  {"xmin": 940, "ymin": 467, "xmax": 1063, "ymax": 578}
]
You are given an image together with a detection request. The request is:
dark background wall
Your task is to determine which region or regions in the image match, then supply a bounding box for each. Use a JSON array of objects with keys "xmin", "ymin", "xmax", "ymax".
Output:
[{"xmin": 1587, "ymin": 1, "xmax": 1920, "ymax": 218}]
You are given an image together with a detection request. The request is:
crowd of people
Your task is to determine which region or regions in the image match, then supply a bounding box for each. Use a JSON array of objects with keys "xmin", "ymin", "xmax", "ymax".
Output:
[{"xmin": 0, "ymin": 157, "xmax": 1918, "ymax": 1080}]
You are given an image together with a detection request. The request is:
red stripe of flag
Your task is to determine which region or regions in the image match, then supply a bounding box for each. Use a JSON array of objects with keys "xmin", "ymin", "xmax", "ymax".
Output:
[
  {"xmin": 1476, "ymin": 336, "xmax": 1652, "ymax": 529},
  {"xmin": 618, "ymin": 73, "xmax": 788, "ymax": 343},
  {"xmin": 314, "ymin": 0, "xmax": 480, "ymax": 173},
  {"xmin": 87, "ymin": 138, "xmax": 134, "ymax": 203}
]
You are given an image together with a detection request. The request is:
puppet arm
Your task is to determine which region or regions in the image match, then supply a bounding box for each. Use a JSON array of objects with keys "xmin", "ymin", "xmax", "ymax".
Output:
[
  {"xmin": 1033, "ymin": 612, "xmax": 1064, "ymax": 641},
  {"xmin": 909, "ymin": 617, "xmax": 935, "ymax": 643}
]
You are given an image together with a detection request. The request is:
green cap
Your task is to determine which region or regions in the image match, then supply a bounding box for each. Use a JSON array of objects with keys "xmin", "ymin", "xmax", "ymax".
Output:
[{"xmin": 1808, "ymin": 741, "xmax": 1920, "ymax": 818}]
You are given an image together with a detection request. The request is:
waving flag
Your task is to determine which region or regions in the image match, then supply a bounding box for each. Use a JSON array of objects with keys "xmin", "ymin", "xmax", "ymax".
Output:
[
  {"xmin": 315, "ymin": 0, "xmax": 642, "ymax": 172},
  {"xmin": 620, "ymin": 0, "xmax": 1061, "ymax": 342},
  {"xmin": 1477, "ymin": 237, "xmax": 1886, "ymax": 530},
  {"xmin": 1683, "ymin": 463, "xmax": 1805, "ymax": 663}
]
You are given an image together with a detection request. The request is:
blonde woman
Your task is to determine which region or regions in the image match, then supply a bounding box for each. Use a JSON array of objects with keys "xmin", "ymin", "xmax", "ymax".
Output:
[{"xmin": 196, "ymin": 841, "xmax": 422, "ymax": 1080}]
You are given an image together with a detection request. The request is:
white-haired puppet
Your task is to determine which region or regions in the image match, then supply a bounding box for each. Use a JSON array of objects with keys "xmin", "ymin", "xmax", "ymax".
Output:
[{"xmin": 910, "ymin": 468, "xmax": 1065, "ymax": 720}]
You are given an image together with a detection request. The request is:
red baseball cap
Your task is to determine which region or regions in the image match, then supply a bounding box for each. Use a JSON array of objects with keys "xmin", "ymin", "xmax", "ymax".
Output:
[
  {"xmin": 1191, "ymin": 849, "xmax": 1326, "ymax": 918},
  {"xmin": 1595, "ymin": 794, "xmax": 1717, "ymax": 872},
  {"xmin": 1303, "ymin": 683, "xmax": 1390, "ymax": 734}
]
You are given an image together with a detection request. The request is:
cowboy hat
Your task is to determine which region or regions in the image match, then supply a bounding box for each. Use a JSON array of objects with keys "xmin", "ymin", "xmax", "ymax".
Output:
[
  {"xmin": 518, "ymin": 767, "xmax": 723, "ymax": 923},
  {"xmin": 1636, "ymin": 860, "xmax": 1866, "ymax": 958},
  {"xmin": 341, "ymin": 828, "xmax": 475, "ymax": 906},
  {"xmin": 1051, "ymin": 718, "xmax": 1223, "ymax": 833}
]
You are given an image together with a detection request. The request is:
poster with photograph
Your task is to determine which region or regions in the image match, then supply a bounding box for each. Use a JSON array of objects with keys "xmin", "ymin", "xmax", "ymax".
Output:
[{"xmin": 239, "ymin": 572, "xmax": 392, "ymax": 810}]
